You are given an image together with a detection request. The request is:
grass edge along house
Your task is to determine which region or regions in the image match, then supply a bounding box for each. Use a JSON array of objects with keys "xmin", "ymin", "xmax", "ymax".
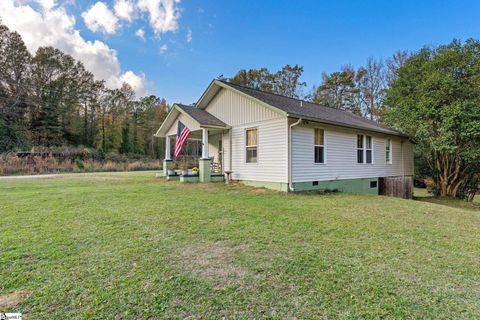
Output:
[{"xmin": 155, "ymin": 80, "xmax": 414, "ymax": 198}]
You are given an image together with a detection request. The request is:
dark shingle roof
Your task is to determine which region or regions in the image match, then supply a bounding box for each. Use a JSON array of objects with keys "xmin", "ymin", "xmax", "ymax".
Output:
[
  {"xmin": 176, "ymin": 103, "xmax": 227, "ymax": 127},
  {"xmin": 220, "ymin": 81, "xmax": 407, "ymax": 137}
]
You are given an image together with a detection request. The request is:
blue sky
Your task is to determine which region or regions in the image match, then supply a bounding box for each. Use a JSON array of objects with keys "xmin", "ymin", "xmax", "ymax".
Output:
[{"xmin": 2, "ymin": 0, "xmax": 480, "ymax": 103}]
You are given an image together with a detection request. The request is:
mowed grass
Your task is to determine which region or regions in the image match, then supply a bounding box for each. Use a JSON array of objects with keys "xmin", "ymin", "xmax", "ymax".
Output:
[{"xmin": 1, "ymin": 172, "xmax": 480, "ymax": 319}]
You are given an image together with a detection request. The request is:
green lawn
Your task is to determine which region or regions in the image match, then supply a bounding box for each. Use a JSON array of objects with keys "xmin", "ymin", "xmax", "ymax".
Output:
[
  {"xmin": 414, "ymin": 187, "xmax": 480, "ymax": 210},
  {"xmin": 1, "ymin": 172, "xmax": 480, "ymax": 319}
]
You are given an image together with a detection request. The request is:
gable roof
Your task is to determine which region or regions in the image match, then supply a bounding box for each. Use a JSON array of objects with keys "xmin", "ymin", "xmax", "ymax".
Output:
[
  {"xmin": 196, "ymin": 79, "xmax": 408, "ymax": 138},
  {"xmin": 176, "ymin": 104, "xmax": 227, "ymax": 127},
  {"xmin": 218, "ymin": 81, "xmax": 407, "ymax": 137},
  {"xmin": 155, "ymin": 103, "xmax": 227, "ymax": 137}
]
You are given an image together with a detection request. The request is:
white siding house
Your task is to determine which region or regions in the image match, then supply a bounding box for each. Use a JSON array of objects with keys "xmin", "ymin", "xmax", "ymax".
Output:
[{"xmin": 156, "ymin": 80, "xmax": 414, "ymax": 197}]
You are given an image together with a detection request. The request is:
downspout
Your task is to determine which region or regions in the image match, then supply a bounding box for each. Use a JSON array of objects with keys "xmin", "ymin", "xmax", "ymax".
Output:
[{"xmin": 288, "ymin": 118, "xmax": 303, "ymax": 191}]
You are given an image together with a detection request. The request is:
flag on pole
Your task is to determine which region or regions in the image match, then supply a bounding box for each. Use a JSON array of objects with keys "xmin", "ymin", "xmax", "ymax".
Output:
[{"xmin": 174, "ymin": 121, "xmax": 191, "ymax": 158}]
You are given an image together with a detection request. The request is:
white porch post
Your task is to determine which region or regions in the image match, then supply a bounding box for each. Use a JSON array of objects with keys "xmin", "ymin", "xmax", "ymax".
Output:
[
  {"xmin": 199, "ymin": 128, "xmax": 211, "ymax": 182},
  {"xmin": 163, "ymin": 135, "xmax": 173, "ymax": 177},
  {"xmin": 201, "ymin": 128, "xmax": 209, "ymax": 159},
  {"xmin": 165, "ymin": 136, "xmax": 171, "ymax": 160}
]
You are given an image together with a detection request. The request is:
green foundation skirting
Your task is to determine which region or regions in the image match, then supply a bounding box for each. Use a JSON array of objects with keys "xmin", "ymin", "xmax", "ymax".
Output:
[
  {"xmin": 210, "ymin": 175, "xmax": 225, "ymax": 182},
  {"xmin": 180, "ymin": 175, "xmax": 199, "ymax": 183},
  {"xmin": 166, "ymin": 175, "xmax": 180, "ymax": 181},
  {"xmin": 239, "ymin": 178, "xmax": 379, "ymax": 194},
  {"xmin": 292, "ymin": 178, "xmax": 378, "ymax": 194}
]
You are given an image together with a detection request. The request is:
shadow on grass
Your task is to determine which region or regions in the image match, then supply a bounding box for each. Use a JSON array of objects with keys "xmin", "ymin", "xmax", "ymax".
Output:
[{"xmin": 414, "ymin": 187, "xmax": 480, "ymax": 211}]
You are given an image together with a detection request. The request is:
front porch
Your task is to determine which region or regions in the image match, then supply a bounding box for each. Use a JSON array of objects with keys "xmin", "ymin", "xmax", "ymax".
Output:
[
  {"xmin": 163, "ymin": 127, "xmax": 226, "ymax": 183},
  {"xmin": 155, "ymin": 103, "xmax": 230, "ymax": 184}
]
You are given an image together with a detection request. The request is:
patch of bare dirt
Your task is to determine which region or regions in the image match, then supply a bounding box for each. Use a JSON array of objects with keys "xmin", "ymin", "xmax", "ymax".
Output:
[
  {"xmin": 0, "ymin": 290, "xmax": 31, "ymax": 308},
  {"xmin": 172, "ymin": 241, "xmax": 251, "ymax": 288}
]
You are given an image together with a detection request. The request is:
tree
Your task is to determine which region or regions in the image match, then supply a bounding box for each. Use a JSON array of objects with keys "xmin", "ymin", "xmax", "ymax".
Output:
[
  {"xmin": 386, "ymin": 50, "xmax": 409, "ymax": 85},
  {"xmin": 356, "ymin": 57, "xmax": 387, "ymax": 120},
  {"xmin": 229, "ymin": 64, "xmax": 306, "ymax": 98},
  {"xmin": 312, "ymin": 66, "xmax": 361, "ymax": 114},
  {"xmin": 385, "ymin": 39, "xmax": 480, "ymax": 197},
  {"xmin": 0, "ymin": 24, "xmax": 31, "ymax": 151},
  {"xmin": 0, "ymin": 21, "xmax": 170, "ymax": 158}
]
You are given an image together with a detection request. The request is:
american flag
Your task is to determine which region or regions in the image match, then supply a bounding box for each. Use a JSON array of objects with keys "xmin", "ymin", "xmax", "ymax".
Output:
[{"xmin": 174, "ymin": 121, "xmax": 191, "ymax": 158}]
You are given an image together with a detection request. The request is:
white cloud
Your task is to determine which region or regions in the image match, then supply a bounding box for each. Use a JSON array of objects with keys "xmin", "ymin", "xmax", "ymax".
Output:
[
  {"xmin": 159, "ymin": 44, "xmax": 168, "ymax": 54},
  {"xmin": 114, "ymin": 0, "xmax": 135, "ymax": 22},
  {"xmin": 0, "ymin": 0, "xmax": 147, "ymax": 97},
  {"xmin": 82, "ymin": 2, "xmax": 119, "ymax": 35},
  {"xmin": 137, "ymin": 0, "xmax": 181, "ymax": 36},
  {"xmin": 186, "ymin": 27, "xmax": 192, "ymax": 43},
  {"xmin": 37, "ymin": 0, "xmax": 56, "ymax": 10},
  {"xmin": 119, "ymin": 71, "xmax": 147, "ymax": 97},
  {"xmin": 135, "ymin": 28, "xmax": 145, "ymax": 41}
]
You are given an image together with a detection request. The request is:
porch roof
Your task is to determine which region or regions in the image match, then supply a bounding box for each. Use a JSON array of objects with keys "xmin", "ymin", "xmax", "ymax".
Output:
[
  {"xmin": 155, "ymin": 103, "xmax": 228, "ymax": 137},
  {"xmin": 176, "ymin": 104, "xmax": 227, "ymax": 127}
]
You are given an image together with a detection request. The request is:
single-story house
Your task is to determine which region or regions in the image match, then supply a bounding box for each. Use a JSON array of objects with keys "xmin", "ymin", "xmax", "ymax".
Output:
[{"xmin": 155, "ymin": 79, "xmax": 414, "ymax": 197}]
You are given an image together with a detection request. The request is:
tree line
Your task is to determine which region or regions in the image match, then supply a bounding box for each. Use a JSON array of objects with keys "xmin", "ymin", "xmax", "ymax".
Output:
[
  {"xmin": 0, "ymin": 23, "xmax": 168, "ymax": 157},
  {"xmin": 228, "ymin": 52, "xmax": 408, "ymax": 121}
]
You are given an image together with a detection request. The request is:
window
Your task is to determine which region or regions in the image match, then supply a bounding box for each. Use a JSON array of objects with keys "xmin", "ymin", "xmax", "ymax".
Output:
[
  {"xmin": 365, "ymin": 135, "xmax": 372, "ymax": 164},
  {"xmin": 245, "ymin": 128, "xmax": 257, "ymax": 163},
  {"xmin": 370, "ymin": 180, "xmax": 377, "ymax": 188},
  {"xmin": 357, "ymin": 135, "xmax": 364, "ymax": 163},
  {"xmin": 314, "ymin": 128, "xmax": 325, "ymax": 163},
  {"xmin": 357, "ymin": 134, "xmax": 373, "ymax": 164},
  {"xmin": 385, "ymin": 138, "xmax": 392, "ymax": 164}
]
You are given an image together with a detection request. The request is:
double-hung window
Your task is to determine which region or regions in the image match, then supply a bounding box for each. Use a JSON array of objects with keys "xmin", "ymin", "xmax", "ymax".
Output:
[
  {"xmin": 314, "ymin": 128, "xmax": 325, "ymax": 163},
  {"xmin": 246, "ymin": 128, "xmax": 258, "ymax": 163},
  {"xmin": 365, "ymin": 136, "xmax": 372, "ymax": 164},
  {"xmin": 357, "ymin": 134, "xmax": 373, "ymax": 164},
  {"xmin": 357, "ymin": 135, "xmax": 364, "ymax": 163},
  {"xmin": 385, "ymin": 138, "xmax": 392, "ymax": 164}
]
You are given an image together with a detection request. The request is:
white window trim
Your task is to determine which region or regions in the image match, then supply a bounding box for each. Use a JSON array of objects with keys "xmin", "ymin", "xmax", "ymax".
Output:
[
  {"xmin": 357, "ymin": 134, "xmax": 364, "ymax": 164},
  {"xmin": 245, "ymin": 127, "xmax": 258, "ymax": 164},
  {"xmin": 357, "ymin": 134, "xmax": 374, "ymax": 165},
  {"xmin": 365, "ymin": 135, "xmax": 374, "ymax": 164},
  {"xmin": 385, "ymin": 138, "xmax": 392, "ymax": 165},
  {"xmin": 313, "ymin": 127, "xmax": 327, "ymax": 165}
]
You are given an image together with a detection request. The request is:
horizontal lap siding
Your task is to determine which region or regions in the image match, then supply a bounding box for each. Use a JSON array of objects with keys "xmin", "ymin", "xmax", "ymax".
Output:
[
  {"xmin": 292, "ymin": 125, "xmax": 413, "ymax": 182},
  {"xmin": 231, "ymin": 118, "xmax": 288, "ymax": 182},
  {"xmin": 403, "ymin": 141, "xmax": 414, "ymax": 176}
]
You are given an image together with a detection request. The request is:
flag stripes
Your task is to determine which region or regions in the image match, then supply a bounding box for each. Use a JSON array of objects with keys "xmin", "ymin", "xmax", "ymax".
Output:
[{"xmin": 174, "ymin": 121, "xmax": 191, "ymax": 158}]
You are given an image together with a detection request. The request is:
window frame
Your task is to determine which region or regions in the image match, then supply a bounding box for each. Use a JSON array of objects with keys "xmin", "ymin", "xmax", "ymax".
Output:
[
  {"xmin": 245, "ymin": 127, "xmax": 258, "ymax": 164},
  {"xmin": 365, "ymin": 135, "xmax": 373, "ymax": 164},
  {"xmin": 357, "ymin": 134, "xmax": 364, "ymax": 164},
  {"xmin": 385, "ymin": 138, "xmax": 392, "ymax": 164},
  {"xmin": 357, "ymin": 134, "xmax": 374, "ymax": 164},
  {"xmin": 314, "ymin": 127, "xmax": 326, "ymax": 164}
]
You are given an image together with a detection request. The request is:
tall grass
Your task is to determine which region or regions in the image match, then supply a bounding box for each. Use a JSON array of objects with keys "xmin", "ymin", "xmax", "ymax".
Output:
[{"xmin": 0, "ymin": 154, "xmax": 161, "ymax": 176}]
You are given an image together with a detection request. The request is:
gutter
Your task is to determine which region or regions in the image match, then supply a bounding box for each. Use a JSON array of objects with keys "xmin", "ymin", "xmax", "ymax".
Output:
[
  {"xmin": 286, "ymin": 113, "xmax": 410, "ymax": 139},
  {"xmin": 288, "ymin": 118, "xmax": 303, "ymax": 192}
]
